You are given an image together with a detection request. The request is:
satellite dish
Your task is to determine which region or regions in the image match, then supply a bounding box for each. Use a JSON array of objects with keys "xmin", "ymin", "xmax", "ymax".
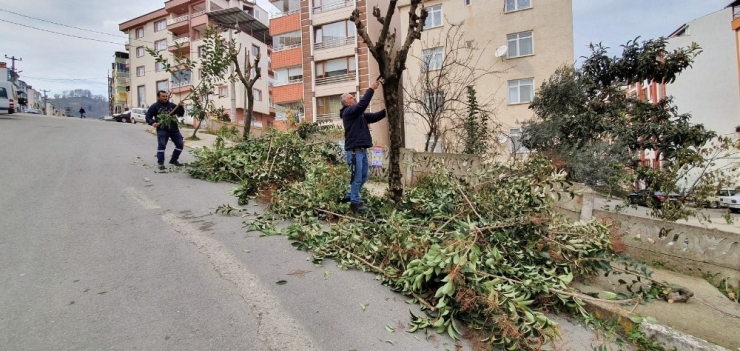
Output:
[{"xmin": 494, "ymin": 45, "xmax": 508, "ymax": 58}]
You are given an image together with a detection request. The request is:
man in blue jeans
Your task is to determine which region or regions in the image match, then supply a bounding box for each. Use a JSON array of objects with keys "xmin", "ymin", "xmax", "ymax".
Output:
[
  {"xmin": 340, "ymin": 81, "xmax": 386, "ymax": 213},
  {"xmin": 145, "ymin": 91, "xmax": 185, "ymax": 171}
]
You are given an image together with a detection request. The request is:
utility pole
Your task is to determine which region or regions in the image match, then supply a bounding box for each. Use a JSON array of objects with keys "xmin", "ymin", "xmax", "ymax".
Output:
[
  {"xmin": 4, "ymin": 55, "xmax": 22, "ymax": 82},
  {"xmin": 41, "ymin": 89, "xmax": 50, "ymax": 115}
]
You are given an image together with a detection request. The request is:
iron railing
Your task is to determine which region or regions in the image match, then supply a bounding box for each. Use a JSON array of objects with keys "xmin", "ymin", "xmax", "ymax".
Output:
[
  {"xmin": 313, "ymin": 0, "xmax": 354, "ymax": 14},
  {"xmin": 273, "ymin": 78, "xmax": 303, "ymax": 87},
  {"xmin": 273, "ymin": 43, "xmax": 302, "ymax": 52},
  {"xmin": 171, "ymin": 80, "xmax": 192, "ymax": 88},
  {"xmin": 315, "ymin": 73, "xmax": 355, "ymax": 86},
  {"xmin": 314, "ymin": 36, "xmax": 355, "ymax": 50},
  {"xmin": 316, "ymin": 112, "xmax": 340, "ymax": 121},
  {"xmin": 191, "ymin": 10, "xmax": 206, "ymax": 18}
]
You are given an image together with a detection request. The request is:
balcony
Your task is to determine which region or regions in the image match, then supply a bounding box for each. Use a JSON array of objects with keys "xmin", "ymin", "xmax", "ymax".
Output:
[
  {"xmin": 316, "ymin": 112, "xmax": 340, "ymax": 122},
  {"xmin": 313, "ymin": 0, "xmax": 354, "ymax": 14},
  {"xmin": 171, "ymin": 79, "xmax": 192, "ymax": 88},
  {"xmin": 315, "ymin": 73, "xmax": 354, "ymax": 86},
  {"xmin": 169, "ymin": 36, "xmax": 191, "ymax": 52},
  {"xmin": 192, "ymin": 10, "xmax": 206, "ymax": 18},
  {"xmin": 274, "ymin": 43, "xmax": 301, "ymax": 53},
  {"xmin": 314, "ymin": 36, "xmax": 355, "ymax": 51},
  {"xmin": 167, "ymin": 14, "xmax": 189, "ymax": 33},
  {"xmin": 273, "ymin": 78, "xmax": 303, "ymax": 87}
]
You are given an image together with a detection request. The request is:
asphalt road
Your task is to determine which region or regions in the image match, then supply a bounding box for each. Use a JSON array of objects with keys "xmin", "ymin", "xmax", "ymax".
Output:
[{"xmin": 0, "ymin": 114, "xmax": 628, "ymax": 350}]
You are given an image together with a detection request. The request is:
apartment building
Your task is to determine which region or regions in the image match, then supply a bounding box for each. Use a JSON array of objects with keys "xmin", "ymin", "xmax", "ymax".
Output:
[
  {"xmin": 111, "ymin": 51, "xmax": 129, "ymax": 114},
  {"xmin": 730, "ymin": 1, "xmax": 740, "ymax": 102},
  {"xmin": 398, "ymin": 0, "xmax": 574, "ymax": 154},
  {"xmin": 269, "ymin": 0, "xmax": 394, "ymax": 146},
  {"xmin": 119, "ymin": 0, "xmax": 273, "ymax": 129}
]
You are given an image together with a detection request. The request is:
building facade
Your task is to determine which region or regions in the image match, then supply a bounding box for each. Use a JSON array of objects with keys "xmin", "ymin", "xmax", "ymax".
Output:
[
  {"xmin": 269, "ymin": 0, "xmax": 394, "ymax": 146},
  {"xmin": 119, "ymin": 0, "xmax": 273, "ymax": 129},
  {"xmin": 398, "ymin": 0, "xmax": 574, "ymax": 154},
  {"xmin": 112, "ymin": 51, "xmax": 130, "ymax": 114}
]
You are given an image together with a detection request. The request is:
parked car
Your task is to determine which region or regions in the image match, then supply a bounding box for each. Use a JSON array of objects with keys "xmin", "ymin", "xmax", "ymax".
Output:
[
  {"xmin": 112, "ymin": 111, "xmax": 133, "ymax": 123},
  {"xmin": 25, "ymin": 108, "xmax": 41, "ymax": 114},
  {"xmin": 0, "ymin": 85, "xmax": 9, "ymax": 115},
  {"xmin": 627, "ymin": 190, "xmax": 685, "ymax": 208},
  {"xmin": 722, "ymin": 194, "xmax": 740, "ymax": 213},
  {"xmin": 0, "ymin": 81, "xmax": 17, "ymax": 114},
  {"xmin": 704, "ymin": 189, "xmax": 737, "ymax": 208},
  {"xmin": 130, "ymin": 108, "xmax": 147, "ymax": 124}
]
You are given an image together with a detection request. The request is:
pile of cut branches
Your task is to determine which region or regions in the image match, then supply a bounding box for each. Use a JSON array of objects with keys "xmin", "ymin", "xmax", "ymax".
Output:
[{"xmin": 191, "ymin": 127, "xmax": 674, "ymax": 350}]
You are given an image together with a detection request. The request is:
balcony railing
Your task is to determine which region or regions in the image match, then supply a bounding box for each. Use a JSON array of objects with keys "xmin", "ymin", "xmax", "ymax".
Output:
[
  {"xmin": 172, "ymin": 36, "xmax": 191, "ymax": 45},
  {"xmin": 274, "ymin": 78, "xmax": 303, "ymax": 87},
  {"xmin": 272, "ymin": 9, "xmax": 300, "ymax": 19},
  {"xmin": 192, "ymin": 10, "xmax": 206, "ymax": 18},
  {"xmin": 313, "ymin": 0, "xmax": 355, "ymax": 14},
  {"xmin": 314, "ymin": 36, "xmax": 355, "ymax": 50},
  {"xmin": 171, "ymin": 80, "xmax": 192, "ymax": 88},
  {"xmin": 316, "ymin": 112, "xmax": 340, "ymax": 122},
  {"xmin": 273, "ymin": 43, "xmax": 302, "ymax": 52},
  {"xmin": 315, "ymin": 73, "xmax": 354, "ymax": 86},
  {"xmin": 168, "ymin": 15, "xmax": 189, "ymax": 25}
]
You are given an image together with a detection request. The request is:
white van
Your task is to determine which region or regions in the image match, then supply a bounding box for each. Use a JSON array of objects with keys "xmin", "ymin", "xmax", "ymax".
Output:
[
  {"xmin": 131, "ymin": 107, "xmax": 147, "ymax": 124},
  {"xmin": 0, "ymin": 81, "xmax": 16, "ymax": 114}
]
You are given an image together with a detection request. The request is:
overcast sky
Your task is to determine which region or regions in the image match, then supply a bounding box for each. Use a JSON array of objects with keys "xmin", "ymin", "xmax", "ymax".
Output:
[{"xmin": 0, "ymin": 0, "xmax": 732, "ymax": 97}]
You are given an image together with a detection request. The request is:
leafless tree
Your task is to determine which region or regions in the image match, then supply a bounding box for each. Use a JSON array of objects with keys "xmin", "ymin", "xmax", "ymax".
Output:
[
  {"xmin": 403, "ymin": 20, "xmax": 501, "ymax": 153},
  {"xmin": 350, "ymin": 0, "xmax": 427, "ymax": 202},
  {"xmin": 232, "ymin": 49, "xmax": 261, "ymax": 139}
]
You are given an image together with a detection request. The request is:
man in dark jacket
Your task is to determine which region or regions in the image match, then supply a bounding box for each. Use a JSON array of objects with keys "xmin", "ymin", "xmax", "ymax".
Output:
[
  {"xmin": 146, "ymin": 91, "xmax": 185, "ymax": 170},
  {"xmin": 340, "ymin": 81, "xmax": 386, "ymax": 212}
]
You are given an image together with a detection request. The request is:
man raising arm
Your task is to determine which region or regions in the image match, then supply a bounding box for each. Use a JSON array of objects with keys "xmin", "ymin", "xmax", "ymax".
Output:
[{"xmin": 146, "ymin": 91, "xmax": 186, "ymax": 171}]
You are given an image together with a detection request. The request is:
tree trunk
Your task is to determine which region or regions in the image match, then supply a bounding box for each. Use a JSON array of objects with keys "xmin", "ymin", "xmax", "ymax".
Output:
[
  {"xmin": 191, "ymin": 117, "xmax": 202, "ymax": 139},
  {"xmin": 243, "ymin": 86, "xmax": 254, "ymax": 139},
  {"xmin": 383, "ymin": 78, "xmax": 404, "ymax": 202}
]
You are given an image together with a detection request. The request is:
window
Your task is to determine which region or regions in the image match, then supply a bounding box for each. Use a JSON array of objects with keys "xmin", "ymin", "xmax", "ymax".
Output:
[
  {"xmin": 0, "ymin": 87, "xmax": 7, "ymax": 99},
  {"xmin": 421, "ymin": 47, "xmax": 443, "ymax": 71},
  {"xmin": 135, "ymin": 27, "xmax": 144, "ymax": 39},
  {"xmin": 156, "ymin": 62, "xmax": 165, "ymax": 72},
  {"xmin": 156, "ymin": 80, "xmax": 169, "ymax": 92},
  {"xmin": 155, "ymin": 20, "xmax": 166, "ymax": 32},
  {"xmin": 171, "ymin": 70, "xmax": 192, "ymax": 87},
  {"xmin": 252, "ymin": 45, "xmax": 260, "ymax": 57},
  {"xmin": 424, "ymin": 5, "xmax": 442, "ymax": 29},
  {"xmin": 315, "ymin": 57, "xmax": 356, "ymax": 82},
  {"xmin": 274, "ymin": 31, "xmax": 301, "ymax": 51},
  {"xmin": 510, "ymin": 128, "xmax": 526, "ymax": 153},
  {"xmin": 136, "ymin": 47, "xmax": 145, "ymax": 57},
  {"xmin": 315, "ymin": 20, "xmax": 356, "ymax": 48},
  {"xmin": 508, "ymin": 78, "xmax": 534, "ymax": 104},
  {"xmin": 507, "ymin": 31, "xmax": 533, "ymax": 58},
  {"xmin": 198, "ymin": 46, "xmax": 206, "ymax": 58},
  {"xmin": 423, "ymin": 90, "xmax": 445, "ymax": 113},
  {"xmin": 155, "ymin": 39, "xmax": 167, "ymax": 51},
  {"xmin": 427, "ymin": 136, "xmax": 443, "ymax": 153},
  {"xmin": 137, "ymin": 85, "xmax": 146, "ymax": 107},
  {"xmin": 219, "ymin": 86, "xmax": 228, "ymax": 98},
  {"xmin": 275, "ymin": 66, "xmax": 303, "ymax": 85},
  {"xmin": 316, "ymin": 95, "xmax": 342, "ymax": 120},
  {"xmin": 505, "ymin": 0, "xmax": 531, "ymax": 12},
  {"xmin": 253, "ymin": 89, "xmax": 262, "ymax": 101},
  {"xmin": 465, "ymin": 0, "xmax": 471, "ymax": 5},
  {"xmin": 276, "ymin": 102, "xmax": 303, "ymax": 121},
  {"xmin": 254, "ymin": 10, "xmax": 261, "ymax": 19},
  {"xmin": 136, "ymin": 66, "xmax": 146, "ymax": 77}
]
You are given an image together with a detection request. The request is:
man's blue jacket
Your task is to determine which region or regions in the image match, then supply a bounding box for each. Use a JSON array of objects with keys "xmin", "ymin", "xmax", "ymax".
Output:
[{"xmin": 340, "ymin": 88, "xmax": 386, "ymax": 151}]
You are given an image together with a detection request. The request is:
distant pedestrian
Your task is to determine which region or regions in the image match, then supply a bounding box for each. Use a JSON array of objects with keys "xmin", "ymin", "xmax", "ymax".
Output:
[
  {"xmin": 340, "ymin": 80, "xmax": 386, "ymax": 213},
  {"xmin": 146, "ymin": 90, "xmax": 185, "ymax": 171},
  {"xmin": 79, "ymin": 107, "xmax": 85, "ymax": 118}
]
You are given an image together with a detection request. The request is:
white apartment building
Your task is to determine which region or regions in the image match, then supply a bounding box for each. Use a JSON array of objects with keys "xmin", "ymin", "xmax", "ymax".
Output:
[{"xmin": 398, "ymin": 0, "xmax": 574, "ymax": 155}]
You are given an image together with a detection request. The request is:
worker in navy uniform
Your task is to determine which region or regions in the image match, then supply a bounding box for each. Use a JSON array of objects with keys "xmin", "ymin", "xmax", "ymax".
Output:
[{"xmin": 146, "ymin": 90, "xmax": 185, "ymax": 170}]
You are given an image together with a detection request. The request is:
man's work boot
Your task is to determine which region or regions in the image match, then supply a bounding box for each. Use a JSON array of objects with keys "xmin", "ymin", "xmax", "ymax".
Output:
[
  {"xmin": 169, "ymin": 160, "xmax": 184, "ymax": 167},
  {"xmin": 158, "ymin": 164, "xmax": 166, "ymax": 171},
  {"xmin": 350, "ymin": 202, "xmax": 367, "ymax": 213},
  {"xmin": 339, "ymin": 196, "xmax": 351, "ymax": 204}
]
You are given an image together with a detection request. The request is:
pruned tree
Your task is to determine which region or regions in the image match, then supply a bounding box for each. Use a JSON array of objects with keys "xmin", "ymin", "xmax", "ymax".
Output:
[
  {"xmin": 230, "ymin": 47, "xmax": 261, "ymax": 139},
  {"xmin": 402, "ymin": 21, "xmax": 499, "ymax": 153},
  {"xmin": 148, "ymin": 25, "xmax": 232, "ymax": 138},
  {"xmin": 350, "ymin": 0, "xmax": 428, "ymax": 202}
]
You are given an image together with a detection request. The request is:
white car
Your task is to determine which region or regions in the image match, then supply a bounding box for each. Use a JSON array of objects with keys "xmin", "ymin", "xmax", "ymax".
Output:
[
  {"xmin": 721, "ymin": 193, "xmax": 740, "ymax": 213},
  {"xmin": 0, "ymin": 85, "xmax": 9, "ymax": 114},
  {"xmin": 130, "ymin": 108, "xmax": 147, "ymax": 124}
]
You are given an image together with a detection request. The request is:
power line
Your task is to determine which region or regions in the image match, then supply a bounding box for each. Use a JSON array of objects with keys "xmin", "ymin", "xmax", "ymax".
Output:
[
  {"xmin": 0, "ymin": 9, "xmax": 128, "ymax": 39},
  {"xmin": 0, "ymin": 18, "xmax": 124, "ymax": 45}
]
